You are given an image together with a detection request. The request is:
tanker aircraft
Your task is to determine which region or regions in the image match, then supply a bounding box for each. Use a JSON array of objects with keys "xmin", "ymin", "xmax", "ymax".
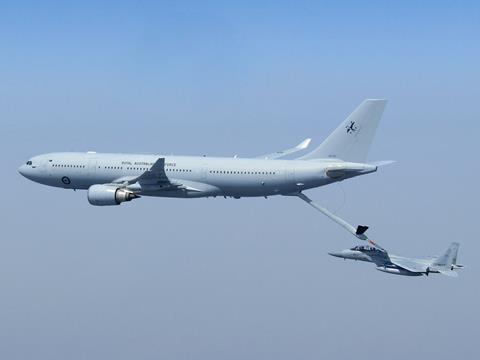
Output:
[{"xmin": 19, "ymin": 99, "xmax": 389, "ymax": 237}]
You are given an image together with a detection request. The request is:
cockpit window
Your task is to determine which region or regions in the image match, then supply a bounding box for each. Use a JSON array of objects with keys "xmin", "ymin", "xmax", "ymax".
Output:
[
  {"xmin": 350, "ymin": 245, "xmax": 386, "ymax": 253},
  {"xmin": 351, "ymin": 245, "xmax": 373, "ymax": 251},
  {"xmin": 26, "ymin": 161, "xmax": 32, "ymax": 165}
]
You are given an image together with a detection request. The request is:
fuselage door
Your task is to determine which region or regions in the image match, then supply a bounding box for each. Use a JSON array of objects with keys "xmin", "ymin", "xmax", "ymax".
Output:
[
  {"xmin": 200, "ymin": 161, "xmax": 208, "ymax": 181},
  {"xmin": 285, "ymin": 167, "xmax": 295, "ymax": 183},
  {"xmin": 201, "ymin": 166, "xmax": 208, "ymax": 180},
  {"xmin": 87, "ymin": 158, "xmax": 97, "ymax": 177}
]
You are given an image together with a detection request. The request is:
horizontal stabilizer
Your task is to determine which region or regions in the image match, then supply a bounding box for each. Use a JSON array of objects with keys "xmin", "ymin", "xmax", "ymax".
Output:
[
  {"xmin": 439, "ymin": 270, "xmax": 459, "ymax": 278},
  {"xmin": 369, "ymin": 160, "xmax": 396, "ymax": 167}
]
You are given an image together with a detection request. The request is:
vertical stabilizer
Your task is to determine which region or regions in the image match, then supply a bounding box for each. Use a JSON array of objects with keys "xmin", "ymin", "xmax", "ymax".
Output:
[
  {"xmin": 299, "ymin": 99, "xmax": 387, "ymax": 162},
  {"xmin": 433, "ymin": 243, "xmax": 460, "ymax": 268}
]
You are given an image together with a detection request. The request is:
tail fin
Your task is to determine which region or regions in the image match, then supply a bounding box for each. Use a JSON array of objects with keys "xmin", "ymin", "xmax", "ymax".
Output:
[
  {"xmin": 298, "ymin": 99, "xmax": 387, "ymax": 162},
  {"xmin": 432, "ymin": 243, "xmax": 460, "ymax": 268}
]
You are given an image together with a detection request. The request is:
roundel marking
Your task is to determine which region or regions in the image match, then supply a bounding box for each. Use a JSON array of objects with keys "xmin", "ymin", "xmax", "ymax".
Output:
[{"xmin": 61, "ymin": 176, "xmax": 71, "ymax": 185}]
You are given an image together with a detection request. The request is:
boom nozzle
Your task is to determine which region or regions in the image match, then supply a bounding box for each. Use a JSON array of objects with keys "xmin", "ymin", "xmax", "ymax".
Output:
[{"xmin": 356, "ymin": 225, "xmax": 369, "ymax": 235}]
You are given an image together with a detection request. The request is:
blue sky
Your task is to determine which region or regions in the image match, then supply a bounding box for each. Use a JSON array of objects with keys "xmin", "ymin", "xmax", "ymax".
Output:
[{"xmin": 1, "ymin": 1, "xmax": 479, "ymax": 359}]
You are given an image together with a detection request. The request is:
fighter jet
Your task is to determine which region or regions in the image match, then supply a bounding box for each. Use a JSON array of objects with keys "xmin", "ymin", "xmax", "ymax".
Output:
[{"xmin": 329, "ymin": 243, "xmax": 463, "ymax": 277}]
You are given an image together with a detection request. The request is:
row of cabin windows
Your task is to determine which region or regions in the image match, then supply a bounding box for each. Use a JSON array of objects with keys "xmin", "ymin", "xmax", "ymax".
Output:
[
  {"xmin": 100, "ymin": 166, "xmax": 192, "ymax": 172},
  {"xmin": 209, "ymin": 170, "xmax": 276, "ymax": 175},
  {"xmin": 102, "ymin": 166, "xmax": 151, "ymax": 170},
  {"xmin": 51, "ymin": 165, "xmax": 274, "ymax": 176},
  {"xmin": 53, "ymin": 164, "xmax": 86, "ymax": 168},
  {"xmin": 166, "ymin": 168, "xmax": 192, "ymax": 172}
]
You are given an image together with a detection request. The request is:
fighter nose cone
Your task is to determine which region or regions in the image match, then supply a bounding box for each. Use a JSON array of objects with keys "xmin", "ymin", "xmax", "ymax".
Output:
[{"xmin": 328, "ymin": 251, "xmax": 344, "ymax": 258}]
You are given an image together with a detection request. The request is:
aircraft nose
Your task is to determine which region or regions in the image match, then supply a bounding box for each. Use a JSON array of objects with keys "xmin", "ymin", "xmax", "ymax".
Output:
[
  {"xmin": 18, "ymin": 164, "xmax": 27, "ymax": 177},
  {"xmin": 18, "ymin": 164, "xmax": 33, "ymax": 179},
  {"xmin": 328, "ymin": 251, "xmax": 345, "ymax": 258}
]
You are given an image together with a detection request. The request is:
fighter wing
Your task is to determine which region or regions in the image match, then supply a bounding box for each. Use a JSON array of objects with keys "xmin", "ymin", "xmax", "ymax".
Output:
[
  {"xmin": 389, "ymin": 257, "xmax": 429, "ymax": 273},
  {"xmin": 255, "ymin": 138, "xmax": 311, "ymax": 159}
]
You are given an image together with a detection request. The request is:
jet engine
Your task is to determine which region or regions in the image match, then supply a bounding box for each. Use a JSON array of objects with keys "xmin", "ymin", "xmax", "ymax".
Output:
[
  {"xmin": 375, "ymin": 266, "xmax": 422, "ymax": 276},
  {"xmin": 87, "ymin": 184, "xmax": 140, "ymax": 206}
]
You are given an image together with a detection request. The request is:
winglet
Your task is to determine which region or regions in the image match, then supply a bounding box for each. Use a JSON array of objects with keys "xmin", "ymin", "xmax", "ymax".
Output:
[
  {"xmin": 255, "ymin": 138, "xmax": 312, "ymax": 160},
  {"xmin": 296, "ymin": 138, "xmax": 312, "ymax": 150}
]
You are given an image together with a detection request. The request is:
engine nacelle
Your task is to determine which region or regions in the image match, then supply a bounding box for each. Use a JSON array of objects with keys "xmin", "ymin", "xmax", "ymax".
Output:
[
  {"xmin": 375, "ymin": 266, "xmax": 423, "ymax": 276},
  {"xmin": 87, "ymin": 184, "xmax": 140, "ymax": 206}
]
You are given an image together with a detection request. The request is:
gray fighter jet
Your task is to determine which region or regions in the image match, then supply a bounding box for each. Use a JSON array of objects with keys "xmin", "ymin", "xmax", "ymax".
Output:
[{"xmin": 329, "ymin": 243, "xmax": 463, "ymax": 277}]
